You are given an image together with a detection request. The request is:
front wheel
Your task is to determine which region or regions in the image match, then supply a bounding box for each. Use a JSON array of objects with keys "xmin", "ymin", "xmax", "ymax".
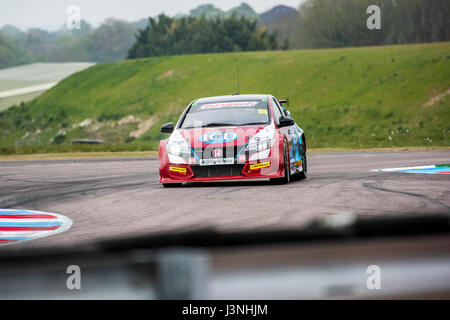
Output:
[{"xmin": 270, "ymin": 142, "xmax": 290, "ymax": 185}]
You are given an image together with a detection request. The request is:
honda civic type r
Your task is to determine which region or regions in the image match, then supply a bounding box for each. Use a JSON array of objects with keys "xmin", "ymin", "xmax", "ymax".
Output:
[{"xmin": 159, "ymin": 94, "xmax": 307, "ymax": 187}]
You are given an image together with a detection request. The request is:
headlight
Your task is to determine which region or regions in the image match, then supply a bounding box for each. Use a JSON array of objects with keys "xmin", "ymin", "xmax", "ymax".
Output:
[
  {"xmin": 166, "ymin": 132, "xmax": 191, "ymax": 157},
  {"xmin": 245, "ymin": 138, "xmax": 274, "ymax": 152},
  {"xmin": 167, "ymin": 141, "xmax": 190, "ymax": 157}
]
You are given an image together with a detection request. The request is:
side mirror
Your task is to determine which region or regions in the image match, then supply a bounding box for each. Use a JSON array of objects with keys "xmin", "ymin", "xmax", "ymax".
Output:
[
  {"xmin": 278, "ymin": 116, "xmax": 295, "ymax": 128},
  {"xmin": 160, "ymin": 122, "xmax": 174, "ymax": 133}
]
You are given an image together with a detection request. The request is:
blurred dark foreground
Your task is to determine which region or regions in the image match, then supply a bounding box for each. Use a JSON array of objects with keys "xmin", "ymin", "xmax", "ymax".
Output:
[{"xmin": 0, "ymin": 213, "xmax": 449, "ymax": 299}]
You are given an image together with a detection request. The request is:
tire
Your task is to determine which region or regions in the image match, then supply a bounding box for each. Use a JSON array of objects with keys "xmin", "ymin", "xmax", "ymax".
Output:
[
  {"xmin": 298, "ymin": 141, "xmax": 307, "ymax": 180},
  {"xmin": 270, "ymin": 142, "xmax": 290, "ymax": 185}
]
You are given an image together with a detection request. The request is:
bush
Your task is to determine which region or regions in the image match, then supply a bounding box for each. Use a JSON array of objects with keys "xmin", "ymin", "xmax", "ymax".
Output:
[{"xmin": 53, "ymin": 135, "xmax": 66, "ymax": 145}]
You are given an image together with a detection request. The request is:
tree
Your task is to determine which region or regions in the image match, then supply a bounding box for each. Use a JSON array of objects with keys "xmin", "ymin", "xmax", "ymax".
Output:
[
  {"xmin": 89, "ymin": 18, "xmax": 138, "ymax": 62},
  {"xmin": 293, "ymin": 0, "xmax": 388, "ymax": 49},
  {"xmin": 387, "ymin": 0, "xmax": 449, "ymax": 44},
  {"xmin": 289, "ymin": 0, "xmax": 449, "ymax": 49},
  {"xmin": 127, "ymin": 14, "xmax": 278, "ymax": 59},
  {"xmin": 0, "ymin": 32, "xmax": 32, "ymax": 68}
]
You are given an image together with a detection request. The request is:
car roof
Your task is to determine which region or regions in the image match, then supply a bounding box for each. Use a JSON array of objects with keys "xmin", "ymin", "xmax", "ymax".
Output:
[{"xmin": 194, "ymin": 94, "xmax": 271, "ymax": 104}]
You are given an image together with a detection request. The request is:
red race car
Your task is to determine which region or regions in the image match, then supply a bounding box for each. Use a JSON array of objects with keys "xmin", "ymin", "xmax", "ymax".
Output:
[{"xmin": 159, "ymin": 94, "xmax": 307, "ymax": 187}]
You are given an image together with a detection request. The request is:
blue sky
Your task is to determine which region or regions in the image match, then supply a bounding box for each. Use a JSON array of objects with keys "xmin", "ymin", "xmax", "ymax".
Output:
[{"xmin": 1, "ymin": 0, "xmax": 303, "ymax": 31}]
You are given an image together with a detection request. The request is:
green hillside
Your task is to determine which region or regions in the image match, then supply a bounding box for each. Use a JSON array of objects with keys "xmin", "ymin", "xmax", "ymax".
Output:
[{"xmin": 1, "ymin": 42, "xmax": 449, "ymax": 154}]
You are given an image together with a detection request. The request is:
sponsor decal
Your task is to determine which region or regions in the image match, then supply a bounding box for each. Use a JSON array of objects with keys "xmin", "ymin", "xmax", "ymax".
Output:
[
  {"xmin": 200, "ymin": 158, "xmax": 234, "ymax": 166},
  {"xmin": 200, "ymin": 102, "xmax": 257, "ymax": 109},
  {"xmin": 250, "ymin": 161, "xmax": 271, "ymax": 170},
  {"xmin": 169, "ymin": 166, "xmax": 187, "ymax": 174},
  {"xmin": 199, "ymin": 132, "xmax": 238, "ymax": 144},
  {"xmin": 0, "ymin": 209, "xmax": 72, "ymax": 245},
  {"xmin": 294, "ymin": 160, "xmax": 303, "ymax": 167}
]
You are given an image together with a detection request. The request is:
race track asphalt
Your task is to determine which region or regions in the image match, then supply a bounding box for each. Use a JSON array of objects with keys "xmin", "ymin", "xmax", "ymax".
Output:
[{"xmin": 0, "ymin": 150, "xmax": 449, "ymax": 249}]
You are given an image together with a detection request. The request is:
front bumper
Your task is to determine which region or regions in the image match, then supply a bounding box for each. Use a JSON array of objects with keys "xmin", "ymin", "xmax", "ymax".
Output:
[
  {"xmin": 159, "ymin": 138, "xmax": 285, "ymax": 184},
  {"xmin": 160, "ymin": 159, "xmax": 284, "ymax": 183}
]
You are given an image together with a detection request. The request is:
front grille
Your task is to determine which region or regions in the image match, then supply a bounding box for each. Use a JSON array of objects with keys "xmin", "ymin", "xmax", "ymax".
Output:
[
  {"xmin": 191, "ymin": 165, "xmax": 245, "ymax": 178},
  {"xmin": 193, "ymin": 146, "xmax": 245, "ymax": 160}
]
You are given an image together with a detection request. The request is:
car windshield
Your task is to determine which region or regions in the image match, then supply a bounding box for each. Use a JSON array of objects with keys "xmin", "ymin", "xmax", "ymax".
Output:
[{"xmin": 180, "ymin": 100, "xmax": 270, "ymax": 129}]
